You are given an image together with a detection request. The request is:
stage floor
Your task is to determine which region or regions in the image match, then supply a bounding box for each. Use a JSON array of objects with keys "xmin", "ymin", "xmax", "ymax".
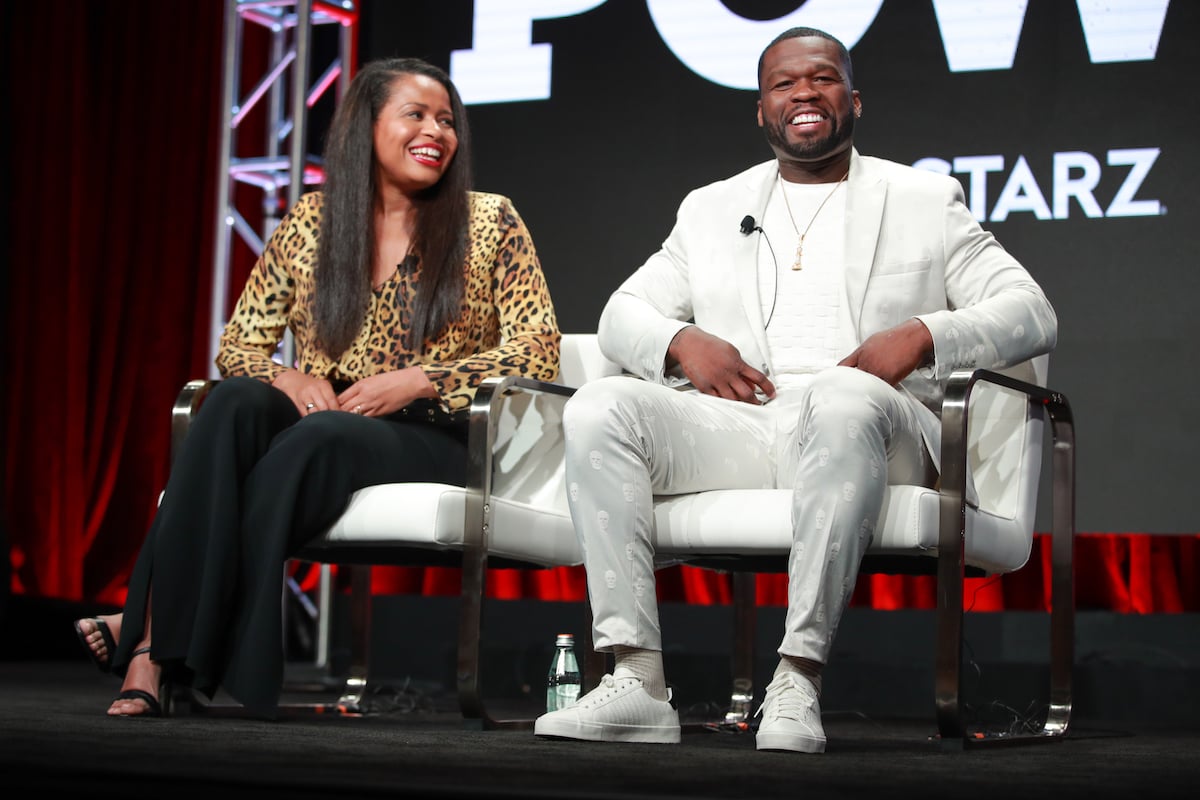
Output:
[{"xmin": 1, "ymin": 657, "xmax": 1197, "ymax": 800}]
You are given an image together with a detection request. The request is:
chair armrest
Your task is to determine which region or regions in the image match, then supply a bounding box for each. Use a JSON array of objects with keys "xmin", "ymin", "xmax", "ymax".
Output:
[
  {"xmin": 465, "ymin": 375, "xmax": 576, "ymax": 509},
  {"xmin": 939, "ymin": 366, "xmax": 1071, "ymax": 535},
  {"xmin": 471, "ymin": 375, "xmax": 576, "ymax": 404},
  {"xmin": 457, "ymin": 375, "xmax": 579, "ymax": 722},
  {"xmin": 940, "ymin": 364, "xmax": 1075, "ymax": 587},
  {"xmin": 935, "ymin": 367, "xmax": 1075, "ymax": 741},
  {"xmin": 937, "ymin": 364, "xmax": 1074, "ymax": 644},
  {"xmin": 456, "ymin": 373, "xmax": 578, "ymax": 575},
  {"xmin": 171, "ymin": 379, "xmax": 219, "ymax": 469},
  {"xmin": 170, "ymin": 374, "xmax": 575, "ymax": 488}
]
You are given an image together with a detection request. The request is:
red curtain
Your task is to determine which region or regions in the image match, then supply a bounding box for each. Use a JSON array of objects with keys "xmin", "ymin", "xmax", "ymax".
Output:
[
  {"xmin": 5, "ymin": 1, "xmax": 224, "ymax": 603},
  {"xmin": 351, "ymin": 533, "xmax": 1200, "ymax": 613},
  {"xmin": 4, "ymin": 3, "xmax": 1198, "ymax": 614}
]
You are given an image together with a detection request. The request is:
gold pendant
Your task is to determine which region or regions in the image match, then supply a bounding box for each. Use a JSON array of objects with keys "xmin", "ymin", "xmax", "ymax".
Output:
[{"xmin": 792, "ymin": 238, "xmax": 804, "ymax": 270}]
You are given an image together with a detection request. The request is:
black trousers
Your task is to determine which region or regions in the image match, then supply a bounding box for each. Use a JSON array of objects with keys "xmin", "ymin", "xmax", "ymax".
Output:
[{"xmin": 112, "ymin": 376, "xmax": 469, "ymax": 717}]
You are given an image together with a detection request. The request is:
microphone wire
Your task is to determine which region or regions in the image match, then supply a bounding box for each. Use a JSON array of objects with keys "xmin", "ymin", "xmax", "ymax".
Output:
[{"xmin": 740, "ymin": 216, "xmax": 780, "ymax": 330}]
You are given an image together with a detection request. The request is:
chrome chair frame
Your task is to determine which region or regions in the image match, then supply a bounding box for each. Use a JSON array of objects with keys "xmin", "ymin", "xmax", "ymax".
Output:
[
  {"xmin": 693, "ymin": 368, "xmax": 1075, "ymax": 748},
  {"xmin": 170, "ymin": 375, "xmax": 576, "ymax": 728},
  {"xmin": 169, "ymin": 336, "xmax": 1075, "ymax": 747}
]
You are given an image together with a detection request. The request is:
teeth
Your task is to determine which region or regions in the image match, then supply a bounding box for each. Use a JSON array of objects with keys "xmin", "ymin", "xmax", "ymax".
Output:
[
  {"xmin": 790, "ymin": 113, "xmax": 823, "ymax": 125},
  {"xmin": 411, "ymin": 146, "xmax": 441, "ymax": 159}
]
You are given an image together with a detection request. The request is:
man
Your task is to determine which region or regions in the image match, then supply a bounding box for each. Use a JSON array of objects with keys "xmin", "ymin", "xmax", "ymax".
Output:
[{"xmin": 534, "ymin": 27, "xmax": 1056, "ymax": 753}]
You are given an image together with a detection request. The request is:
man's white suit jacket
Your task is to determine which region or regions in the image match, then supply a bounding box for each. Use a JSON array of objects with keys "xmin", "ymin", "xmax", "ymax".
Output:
[{"xmin": 596, "ymin": 148, "xmax": 1059, "ymax": 472}]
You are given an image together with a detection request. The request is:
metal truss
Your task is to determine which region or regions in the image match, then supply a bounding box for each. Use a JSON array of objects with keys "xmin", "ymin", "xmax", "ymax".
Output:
[
  {"xmin": 208, "ymin": 0, "xmax": 359, "ymax": 376},
  {"xmin": 208, "ymin": 0, "xmax": 359, "ymax": 682}
]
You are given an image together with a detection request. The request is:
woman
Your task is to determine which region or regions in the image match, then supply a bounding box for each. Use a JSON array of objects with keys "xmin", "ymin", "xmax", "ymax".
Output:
[{"xmin": 73, "ymin": 57, "xmax": 561, "ymax": 718}]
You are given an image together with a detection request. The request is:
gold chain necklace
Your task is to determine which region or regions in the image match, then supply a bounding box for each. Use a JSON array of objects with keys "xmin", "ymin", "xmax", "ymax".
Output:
[{"xmin": 778, "ymin": 170, "xmax": 848, "ymax": 270}]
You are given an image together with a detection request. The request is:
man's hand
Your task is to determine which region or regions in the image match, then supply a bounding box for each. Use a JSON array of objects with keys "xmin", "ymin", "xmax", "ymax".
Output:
[
  {"xmin": 667, "ymin": 326, "xmax": 775, "ymax": 404},
  {"xmin": 838, "ymin": 318, "xmax": 934, "ymax": 386}
]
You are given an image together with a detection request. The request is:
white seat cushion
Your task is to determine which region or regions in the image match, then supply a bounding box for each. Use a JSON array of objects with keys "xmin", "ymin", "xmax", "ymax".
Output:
[
  {"xmin": 319, "ymin": 482, "xmax": 583, "ymax": 568},
  {"xmin": 318, "ymin": 482, "xmax": 1031, "ymax": 575},
  {"xmin": 650, "ymin": 487, "xmax": 1031, "ymax": 574}
]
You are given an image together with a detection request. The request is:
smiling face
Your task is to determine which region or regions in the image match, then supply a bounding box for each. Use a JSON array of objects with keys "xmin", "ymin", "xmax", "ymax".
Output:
[
  {"xmin": 372, "ymin": 73, "xmax": 459, "ymax": 196},
  {"xmin": 756, "ymin": 35, "xmax": 860, "ymax": 180}
]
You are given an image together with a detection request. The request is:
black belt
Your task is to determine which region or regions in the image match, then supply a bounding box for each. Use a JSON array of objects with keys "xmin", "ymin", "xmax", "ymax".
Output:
[
  {"xmin": 395, "ymin": 398, "xmax": 470, "ymax": 428},
  {"xmin": 329, "ymin": 380, "xmax": 467, "ymax": 428}
]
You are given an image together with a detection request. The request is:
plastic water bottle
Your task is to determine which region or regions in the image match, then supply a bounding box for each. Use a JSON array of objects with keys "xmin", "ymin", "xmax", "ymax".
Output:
[{"xmin": 546, "ymin": 633, "xmax": 582, "ymax": 712}]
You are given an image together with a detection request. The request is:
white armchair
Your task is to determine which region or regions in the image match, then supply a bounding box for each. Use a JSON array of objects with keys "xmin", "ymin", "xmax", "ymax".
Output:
[
  {"xmin": 545, "ymin": 335, "xmax": 1075, "ymax": 747},
  {"xmin": 170, "ymin": 332, "xmax": 1074, "ymax": 746},
  {"xmin": 509, "ymin": 334, "xmax": 1075, "ymax": 746},
  {"xmin": 169, "ymin": 344, "xmax": 615, "ymax": 728}
]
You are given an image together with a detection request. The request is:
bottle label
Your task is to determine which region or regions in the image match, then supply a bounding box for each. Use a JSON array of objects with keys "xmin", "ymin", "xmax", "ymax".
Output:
[
  {"xmin": 546, "ymin": 638, "xmax": 582, "ymax": 713},
  {"xmin": 546, "ymin": 677, "xmax": 581, "ymax": 712}
]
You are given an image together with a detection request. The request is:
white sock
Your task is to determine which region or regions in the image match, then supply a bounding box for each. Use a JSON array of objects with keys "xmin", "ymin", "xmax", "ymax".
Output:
[
  {"xmin": 775, "ymin": 655, "xmax": 823, "ymax": 696},
  {"xmin": 612, "ymin": 646, "xmax": 668, "ymax": 701}
]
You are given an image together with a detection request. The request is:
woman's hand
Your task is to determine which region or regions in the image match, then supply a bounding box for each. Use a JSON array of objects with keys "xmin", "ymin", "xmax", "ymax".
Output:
[
  {"xmin": 337, "ymin": 366, "xmax": 438, "ymax": 417},
  {"xmin": 272, "ymin": 370, "xmax": 339, "ymax": 416}
]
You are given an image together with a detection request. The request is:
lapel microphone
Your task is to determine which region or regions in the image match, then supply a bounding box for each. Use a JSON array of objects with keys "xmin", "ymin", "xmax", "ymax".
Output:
[{"xmin": 739, "ymin": 213, "xmax": 779, "ymax": 328}]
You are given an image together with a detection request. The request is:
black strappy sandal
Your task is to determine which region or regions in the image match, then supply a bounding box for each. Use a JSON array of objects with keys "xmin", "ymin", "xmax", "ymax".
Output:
[
  {"xmin": 111, "ymin": 646, "xmax": 170, "ymax": 718},
  {"xmin": 73, "ymin": 617, "xmax": 116, "ymax": 673}
]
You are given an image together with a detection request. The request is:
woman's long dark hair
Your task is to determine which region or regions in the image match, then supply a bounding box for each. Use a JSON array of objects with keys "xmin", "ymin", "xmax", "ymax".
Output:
[{"xmin": 314, "ymin": 57, "xmax": 473, "ymax": 356}]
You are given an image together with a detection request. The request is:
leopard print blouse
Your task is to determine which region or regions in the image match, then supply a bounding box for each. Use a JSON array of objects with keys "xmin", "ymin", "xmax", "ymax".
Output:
[{"xmin": 216, "ymin": 191, "xmax": 560, "ymax": 412}]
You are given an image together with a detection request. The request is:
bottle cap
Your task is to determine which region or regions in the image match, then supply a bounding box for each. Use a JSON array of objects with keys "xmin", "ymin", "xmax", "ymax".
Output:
[{"xmin": 555, "ymin": 633, "xmax": 575, "ymax": 647}]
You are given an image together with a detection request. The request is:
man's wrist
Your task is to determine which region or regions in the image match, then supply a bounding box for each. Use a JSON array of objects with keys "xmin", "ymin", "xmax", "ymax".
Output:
[
  {"xmin": 665, "ymin": 324, "xmax": 695, "ymax": 368},
  {"xmin": 909, "ymin": 318, "xmax": 935, "ymax": 370}
]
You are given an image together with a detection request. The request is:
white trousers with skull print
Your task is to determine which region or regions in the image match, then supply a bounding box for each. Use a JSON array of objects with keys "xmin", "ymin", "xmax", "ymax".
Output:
[{"xmin": 562, "ymin": 367, "xmax": 934, "ymax": 664}]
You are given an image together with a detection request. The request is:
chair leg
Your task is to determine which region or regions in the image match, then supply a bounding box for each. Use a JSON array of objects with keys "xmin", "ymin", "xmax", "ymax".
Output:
[
  {"xmin": 185, "ymin": 563, "xmax": 370, "ymax": 718},
  {"xmin": 314, "ymin": 563, "xmax": 333, "ymax": 670},
  {"xmin": 681, "ymin": 571, "xmax": 757, "ymax": 735},
  {"xmin": 456, "ymin": 490, "xmax": 536, "ymax": 729},
  {"xmin": 1043, "ymin": 400, "xmax": 1076, "ymax": 736},
  {"xmin": 282, "ymin": 562, "xmax": 357, "ymax": 696},
  {"xmin": 935, "ymin": 391, "xmax": 1075, "ymax": 748},
  {"xmin": 726, "ymin": 571, "xmax": 757, "ymax": 725},
  {"xmin": 332, "ymin": 564, "xmax": 371, "ymax": 714}
]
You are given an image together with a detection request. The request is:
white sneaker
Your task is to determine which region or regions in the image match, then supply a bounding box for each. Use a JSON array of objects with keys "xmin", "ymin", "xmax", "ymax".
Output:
[
  {"xmin": 533, "ymin": 674, "xmax": 681, "ymax": 743},
  {"xmin": 754, "ymin": 672, "xmax": 826, "ymax": 753}
]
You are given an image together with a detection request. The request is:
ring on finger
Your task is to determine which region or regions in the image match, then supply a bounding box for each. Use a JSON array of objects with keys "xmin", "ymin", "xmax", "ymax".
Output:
[
  {"xmin": 305, "ymin": 402, "xmax": 316, "ymax": 411},
  {"xmin": 353, "ymin": 405, "xmax": 363, "ymax": 414}
]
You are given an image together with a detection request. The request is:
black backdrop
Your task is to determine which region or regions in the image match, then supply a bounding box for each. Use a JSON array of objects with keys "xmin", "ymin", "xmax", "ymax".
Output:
[{"xmin": 356, "ymin": 0, "xmax": 1197, "ymax": 535}]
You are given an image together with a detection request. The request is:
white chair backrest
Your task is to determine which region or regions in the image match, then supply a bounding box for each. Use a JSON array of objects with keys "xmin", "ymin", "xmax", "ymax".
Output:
[{"xmin": 558, "ymin": 333, "xmax": 623, "ymax": 387}]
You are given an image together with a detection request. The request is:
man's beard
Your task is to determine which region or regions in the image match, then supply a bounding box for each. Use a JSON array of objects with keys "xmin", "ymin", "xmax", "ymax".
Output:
[{"xmin": 764, "ymin": 113, "xmax": 854, "ymax": 161}]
